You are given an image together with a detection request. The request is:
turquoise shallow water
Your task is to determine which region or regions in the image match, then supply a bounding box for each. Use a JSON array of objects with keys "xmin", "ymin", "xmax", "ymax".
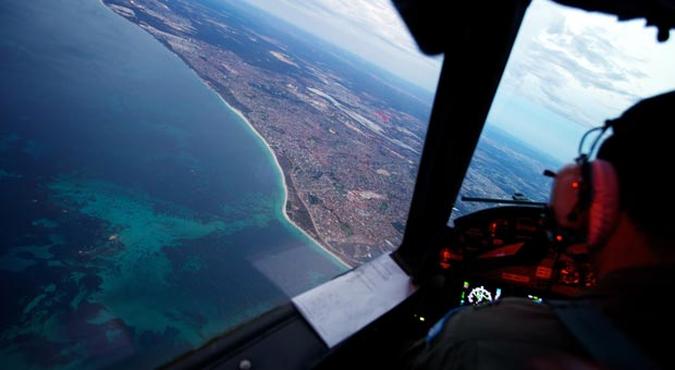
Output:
[{"xmin": 0, "ymin": 0, "xmax": 346, "ymax": 368}]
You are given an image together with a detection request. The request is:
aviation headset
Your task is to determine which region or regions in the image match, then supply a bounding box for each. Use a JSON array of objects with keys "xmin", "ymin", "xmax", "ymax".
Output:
[{"xmin": 550, "ymin": 123, "xmax": 620, "ymax": 248}]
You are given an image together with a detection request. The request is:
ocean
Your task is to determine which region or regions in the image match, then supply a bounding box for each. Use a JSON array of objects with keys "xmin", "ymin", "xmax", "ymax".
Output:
[{"xmin": 0, "ymin": 0, "xmax": 345, "ymax": 368}]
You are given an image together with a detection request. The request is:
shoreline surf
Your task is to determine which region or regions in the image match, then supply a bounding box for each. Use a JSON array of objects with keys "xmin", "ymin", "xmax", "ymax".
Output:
[
  {"xmin": 207, "ymin": 87, "xmax": 352, "ymax": 270},
  {"xmin": 98, "ymin": 0, "xmax": 353, "ymax": 270}
]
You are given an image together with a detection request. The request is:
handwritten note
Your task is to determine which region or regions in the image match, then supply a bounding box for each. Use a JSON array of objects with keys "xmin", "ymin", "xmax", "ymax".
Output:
[{"xmin": 292, "ymin": 253, "xmax": 416, "ymax": 347}]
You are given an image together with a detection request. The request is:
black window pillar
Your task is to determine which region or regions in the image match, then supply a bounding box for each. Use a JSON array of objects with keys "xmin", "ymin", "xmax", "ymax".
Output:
[{"xmin": 393, "ymin": 0, "xmax": 532, "ymax": 279}]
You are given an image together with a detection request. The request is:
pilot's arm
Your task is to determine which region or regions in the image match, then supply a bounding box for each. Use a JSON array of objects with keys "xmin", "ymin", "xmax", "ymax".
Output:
[{"xmin": 408, "ymin": 298, "xmax": 583, "ymax": 370}]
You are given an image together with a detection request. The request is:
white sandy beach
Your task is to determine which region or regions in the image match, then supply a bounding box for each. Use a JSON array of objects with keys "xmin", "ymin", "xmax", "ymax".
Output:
[
  {"xmin": 98, "ymin": 0, "xmax": 351, "ymax": 270},
  {"xmin": 206, "ymin": 85, "xmax": 353, "ymax": 270}
]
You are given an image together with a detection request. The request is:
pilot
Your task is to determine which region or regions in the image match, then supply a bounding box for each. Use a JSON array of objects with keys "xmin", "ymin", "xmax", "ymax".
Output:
[{"xmin": 407, "ymin": 91, "xmax": 675, "ymax": 370}]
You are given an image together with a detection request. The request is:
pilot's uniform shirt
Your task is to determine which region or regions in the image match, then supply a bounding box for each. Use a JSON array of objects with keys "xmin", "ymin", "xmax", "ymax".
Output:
[
  {"xmin": 408, "ymin": 265, "xmax": 675, "ymax": 370},
  {"xmin": 409, "ymin": 297, "xmax": 583, "ymax": 370}
]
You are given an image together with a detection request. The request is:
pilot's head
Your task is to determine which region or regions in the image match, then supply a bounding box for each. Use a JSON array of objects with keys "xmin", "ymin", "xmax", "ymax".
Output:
[{"xmin": 550, "ymin": 91, "xmax": 675, "ymax": 276}]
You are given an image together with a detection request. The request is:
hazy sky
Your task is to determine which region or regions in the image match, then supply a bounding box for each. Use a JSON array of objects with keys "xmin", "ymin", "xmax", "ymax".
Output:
[
  {"xmin": 243, "ymin": 0, "xmax": 443, "ymax": 91},
  {"xmin": 489, "ymin": 0, "xmax": 675, "ymax": 162},
  {"xmin": 243, "ymin": 0, "xmax": 675, "ymax": 162}
]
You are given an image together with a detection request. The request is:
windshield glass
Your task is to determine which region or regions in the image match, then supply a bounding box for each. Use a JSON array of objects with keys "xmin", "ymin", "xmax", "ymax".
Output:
[
  {"xmin": 0, "ymin": 0, "xmax": 439, "ymax": 368},
  {"xmin": 453, "ymin": 0, "xmax": 675, "ymax": 220}
]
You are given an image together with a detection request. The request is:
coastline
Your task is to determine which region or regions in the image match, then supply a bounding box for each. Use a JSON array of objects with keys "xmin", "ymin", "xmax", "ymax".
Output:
[
  {"xmin": 98, "ymin": 0, "xmax": 353, "ymax": 270},
  {"xmin": 206, "ymin": 85, "xmax": 353, "ymax": 270}
]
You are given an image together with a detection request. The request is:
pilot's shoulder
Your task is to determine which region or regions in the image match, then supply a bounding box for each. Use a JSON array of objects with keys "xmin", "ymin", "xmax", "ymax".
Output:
[
  {"xmin": 416, "ymin": 299, "xmax": 582, "ymax": 370},
  {"xmin": 442, "ymin": 298, "xmax": 568, "ymax": 344}
]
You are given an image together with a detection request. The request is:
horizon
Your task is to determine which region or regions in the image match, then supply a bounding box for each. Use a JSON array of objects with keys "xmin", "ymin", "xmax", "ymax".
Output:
[{"xmin": 243, "ymin": 0, "xmax": 675, "ymax": 162}]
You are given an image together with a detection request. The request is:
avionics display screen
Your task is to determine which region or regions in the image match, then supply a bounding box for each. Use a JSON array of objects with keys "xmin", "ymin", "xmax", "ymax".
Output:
[{"xmin": 459, "ymin": 280, "xmax": 543, "ymax": 306}]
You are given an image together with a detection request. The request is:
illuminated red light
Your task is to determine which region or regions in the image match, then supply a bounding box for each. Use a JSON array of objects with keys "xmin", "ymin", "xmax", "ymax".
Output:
[
  {"xmin": 536, "ymin": 266, "xmax": 553, "ymax": 279},
  {"xmin": 441, "ymin": 248, "xmax": 451, "ymax": 260},
  {"xmin": 501, "ymin": 272, "xmax": 530, "ymax": 283},
  {"xmin": 440, "ymin": 248, "xmax": 452, "ymax": 270},
  {"xmin": 571, "ymin": 181, "xmax": 580, "ymax": 189},
  {"xmin": 555, "ymin": 234, "xmax": 564, "ymax": 242},
  {"xmin": 479, "ymin": 242, "xmax": 524, "ymax": 258}
]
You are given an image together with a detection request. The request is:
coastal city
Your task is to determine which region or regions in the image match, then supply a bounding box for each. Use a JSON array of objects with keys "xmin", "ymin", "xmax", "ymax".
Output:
[{"xmin": 105, "ymin": 0, "xmax": 433, "ymax": 266}]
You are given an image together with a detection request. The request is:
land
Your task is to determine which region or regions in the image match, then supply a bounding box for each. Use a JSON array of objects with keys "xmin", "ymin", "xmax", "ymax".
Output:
[
  {"xmin": 101, "ymin": 0, "xmax": 559, "ymax": 267},
  {"xmin": 102, "ymin": 0, "xmax": 434, "ymax": 266},
  {"xmin": 452, "ymin": 125, "xmax": 561, "ymax": 219}
]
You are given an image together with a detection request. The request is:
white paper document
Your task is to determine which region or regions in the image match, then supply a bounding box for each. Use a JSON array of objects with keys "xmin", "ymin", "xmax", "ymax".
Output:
[{"xmin": 292, "ymin": 253, "xmax": 416, "ymax": 347}]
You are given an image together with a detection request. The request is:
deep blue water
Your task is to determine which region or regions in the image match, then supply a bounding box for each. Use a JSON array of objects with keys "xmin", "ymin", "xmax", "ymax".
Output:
[{"xmin": 0, "ymin": 0, "xmax": 345, "ymax": 368}]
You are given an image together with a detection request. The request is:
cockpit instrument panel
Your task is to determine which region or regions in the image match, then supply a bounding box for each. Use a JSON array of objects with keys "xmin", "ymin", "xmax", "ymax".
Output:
[{"xmin": 441, "ymin": 206, "xmax": 595, "ymax": 299}]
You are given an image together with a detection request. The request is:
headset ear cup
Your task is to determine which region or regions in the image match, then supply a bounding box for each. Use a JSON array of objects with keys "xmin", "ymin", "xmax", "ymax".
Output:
[
  {"xmin": 588, "ymin": 160, "xmax": 620, "ymax": 246},
  {"xmin": 550, "ymin": 164, "xmax": 585, "ymax": 230}
]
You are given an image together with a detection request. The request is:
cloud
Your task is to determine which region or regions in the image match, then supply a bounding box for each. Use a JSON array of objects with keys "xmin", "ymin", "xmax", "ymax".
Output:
[
  {"xmin": 243, "ymin": 0, "xmax": 673, "ymax": 118},
  {"xmin": 301, "ymin": 0, "xmax": 418, "ymax": 53},
  {"xmin": 495, "ymin": 0, "xmax": 675, "ymax": 128},
  {"xmin": 242, "ymin": 0, "xmax": 442, "ymax": 91}
]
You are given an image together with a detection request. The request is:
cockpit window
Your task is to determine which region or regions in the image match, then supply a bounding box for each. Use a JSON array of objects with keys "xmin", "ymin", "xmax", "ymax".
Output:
[
  {"xmin": 0, "ymin": 0, "xmax": 438, "ymax": 368},
  {"xmin": 238, "ymin": 0, "xmax": 442, "ymax": 266},
  {"xmin": 452, "ymin": 0, "xmax": 675, "ymax": 220}
]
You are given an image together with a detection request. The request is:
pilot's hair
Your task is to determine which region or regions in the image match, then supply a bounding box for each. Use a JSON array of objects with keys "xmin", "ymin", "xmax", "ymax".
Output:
[{"xmin": 597, "ymin": 91, "xmax": 675, "ymax": 245}]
